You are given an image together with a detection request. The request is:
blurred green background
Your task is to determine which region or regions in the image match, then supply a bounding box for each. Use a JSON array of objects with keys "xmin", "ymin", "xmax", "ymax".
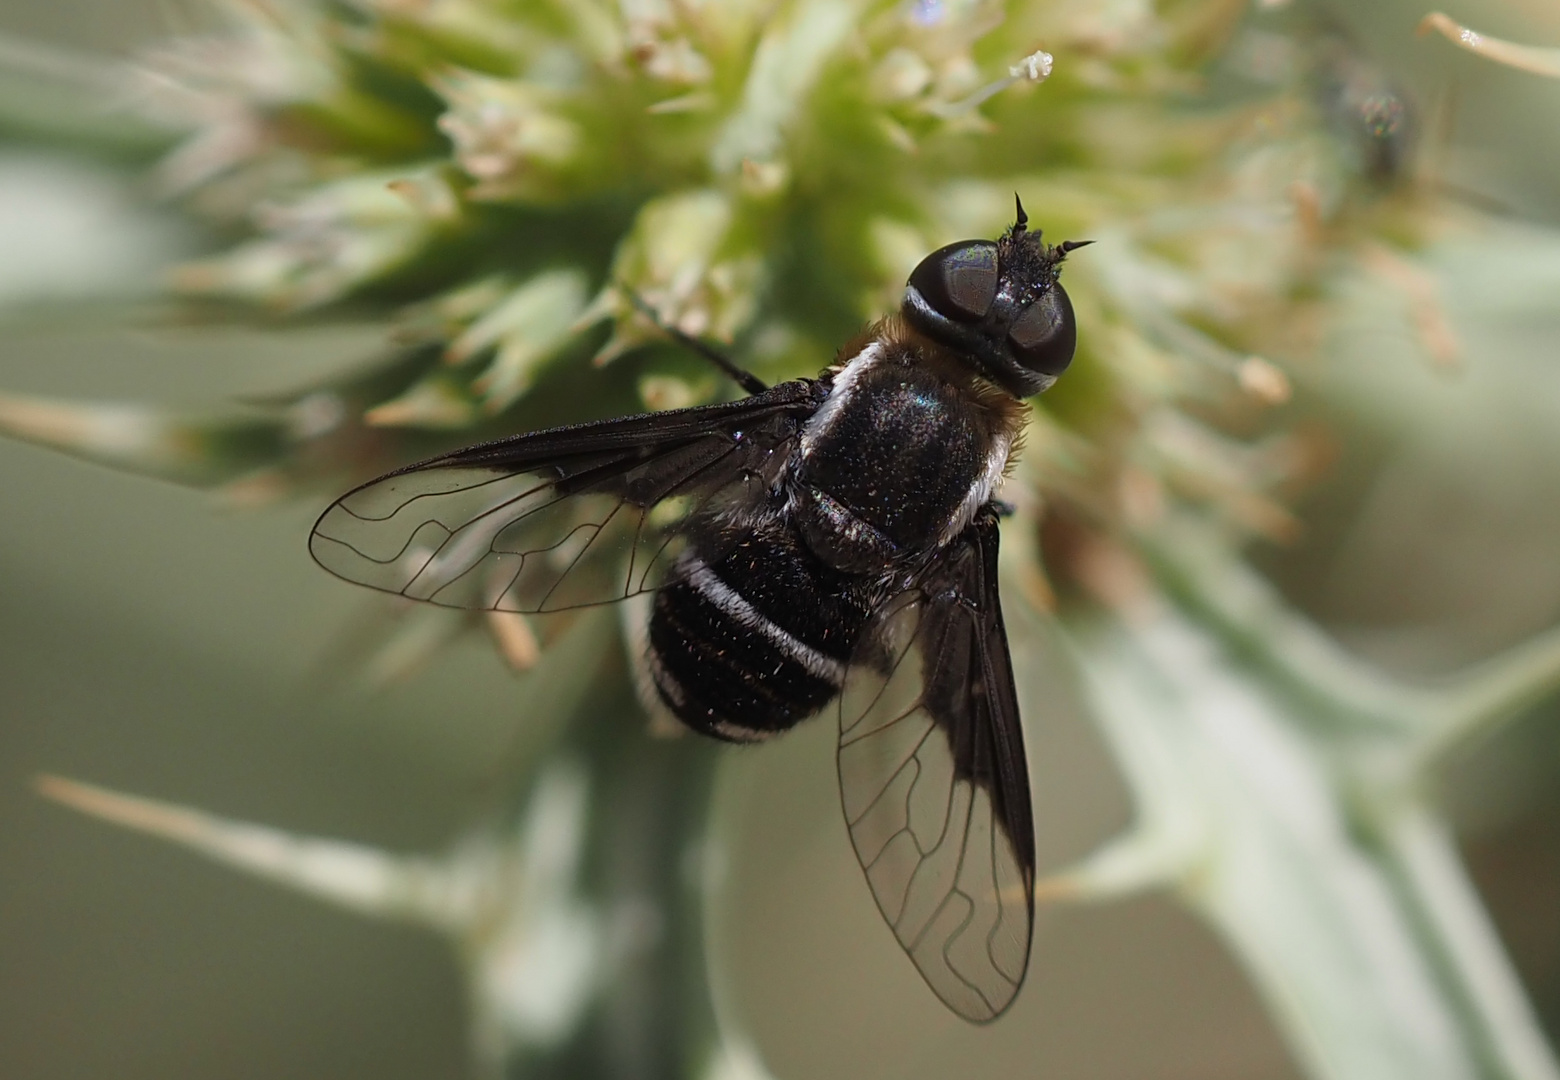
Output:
[{"xmin": 2, "ymin": 2, "xmax": 1560, "ymax": 1078}]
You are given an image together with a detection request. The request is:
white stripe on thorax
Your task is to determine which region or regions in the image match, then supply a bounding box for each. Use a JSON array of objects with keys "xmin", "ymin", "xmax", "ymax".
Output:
[
  {"xmin": 685, "ymin": 558, "xmax": 847, "ymax": 685},
  {"xmin": 939, "ymin": 429, "xmax": 1012, "ymax": 545},
  {"xmin": 798, "ymin": 340, "xmax": 885, "ymax": 459}
]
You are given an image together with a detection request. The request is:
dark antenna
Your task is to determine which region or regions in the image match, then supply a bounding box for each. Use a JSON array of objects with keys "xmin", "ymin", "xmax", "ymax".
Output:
[
  {"xmin": 1013, "ymin": 193, "xmax": 1029, "ymax": 233},
  {"xmin": 1059, "ymin": 239, "xmax": 1095, "ymax": 254}
]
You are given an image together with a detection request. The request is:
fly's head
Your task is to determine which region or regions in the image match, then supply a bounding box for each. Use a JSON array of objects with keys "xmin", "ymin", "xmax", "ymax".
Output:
[{"xmin": 901, "ymin": 196, "xmax": 1088, "ymax": 398}]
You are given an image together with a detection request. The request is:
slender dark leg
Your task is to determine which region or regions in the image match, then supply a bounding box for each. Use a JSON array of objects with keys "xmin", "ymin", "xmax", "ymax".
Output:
[{"xmin": 623, "ymin": 289, "xmax": 768, "ymax": 396}]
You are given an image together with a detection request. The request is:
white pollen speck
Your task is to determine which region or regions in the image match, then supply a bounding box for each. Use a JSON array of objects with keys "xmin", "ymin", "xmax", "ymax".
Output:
[{"xmin": 1010, "ymin": 51, "xmax": 1053, "ymax": 83}]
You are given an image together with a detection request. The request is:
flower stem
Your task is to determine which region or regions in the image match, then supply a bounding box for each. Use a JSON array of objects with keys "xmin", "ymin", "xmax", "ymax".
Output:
[
  {"xmin": 1373, "ymin": 802, "xmax": 1560, "ymax": 1080},
  {"xmin": 1417, "ymin": 622, "xmax": 1560, "ymax": 768},
  {"xmin": 1140, "ymin": 516, "xmax": 1432, "ymax": 735}
]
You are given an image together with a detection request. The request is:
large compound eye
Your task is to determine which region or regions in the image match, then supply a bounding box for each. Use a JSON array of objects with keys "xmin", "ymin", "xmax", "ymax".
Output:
[
  {"xmin": 906, "ymin": 241, "xmax": 999, "ymax": 322},
  {"xmin": 1007, "ymin": 284, "xmax": 1077, "ymax": 376}
]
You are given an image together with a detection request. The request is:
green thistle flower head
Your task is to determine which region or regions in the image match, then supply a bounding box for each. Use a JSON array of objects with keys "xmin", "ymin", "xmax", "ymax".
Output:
[
  {"xmin": 15, "ymin": 1, "xmax": 1560, "ymax": 1077},
  {"xmin": 88, "ymin": 0, "xmax": 1407, "ymax": 601}
]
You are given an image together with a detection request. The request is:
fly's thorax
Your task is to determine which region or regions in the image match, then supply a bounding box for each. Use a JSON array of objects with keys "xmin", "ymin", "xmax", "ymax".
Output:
[{"xmin": 792, "ymin": 326, "xmax": 1024, "ymax": 571}]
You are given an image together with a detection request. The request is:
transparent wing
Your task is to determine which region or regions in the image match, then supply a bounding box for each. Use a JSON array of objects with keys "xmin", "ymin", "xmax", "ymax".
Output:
[
  {"xmin": 838, "ymin": 508, "xmax": 1035, "ymax": 1022},
  {"xmin": 309, "ymin": 381, "xmax": 822, "ymax": 613}
]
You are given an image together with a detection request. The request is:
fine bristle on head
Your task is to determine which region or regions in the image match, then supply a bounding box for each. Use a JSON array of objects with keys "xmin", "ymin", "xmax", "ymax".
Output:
[{"xmin": 997, "ymin": 204, "xmax": 1056, "ymax": 303}]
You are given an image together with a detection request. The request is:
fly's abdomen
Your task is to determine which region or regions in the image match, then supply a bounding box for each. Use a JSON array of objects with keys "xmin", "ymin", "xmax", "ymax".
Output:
[{"xmin": 647, "ymin": 520, "xmax": 870, "ymax": 742}]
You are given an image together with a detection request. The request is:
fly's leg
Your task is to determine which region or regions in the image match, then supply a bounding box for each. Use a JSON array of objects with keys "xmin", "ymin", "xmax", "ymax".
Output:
[{"xmin": 623, "ymin": 288, "xmax": 768, "ymax": 396}]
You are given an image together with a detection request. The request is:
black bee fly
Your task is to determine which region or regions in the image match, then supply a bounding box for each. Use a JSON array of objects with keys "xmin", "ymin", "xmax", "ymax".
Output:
[{"xmin": 310, "ymin": 197, "xmax": 1085, "ymax": 1022}]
